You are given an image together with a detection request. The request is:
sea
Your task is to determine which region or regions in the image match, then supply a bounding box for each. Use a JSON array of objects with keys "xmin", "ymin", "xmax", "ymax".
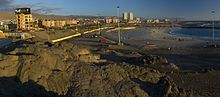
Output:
[
  {"xmin": 0, "ymin": 38, "xmax": 12, "ymax": 48},
  {"xmin": 170, "ymin": 28, "xmax": 220, "ymax": 41}
]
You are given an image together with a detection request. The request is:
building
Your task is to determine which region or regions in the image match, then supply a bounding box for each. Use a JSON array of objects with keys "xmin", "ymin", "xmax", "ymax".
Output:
[
  {"xmin": 123, "ymin": 12, "xmax": 129, "ymax": 21},
  {"xmin": 153, "ymin": 19, "xmax": 160, "ymax": 23},
  {"xmin": 134, "ymin": 17, "xmax": 141, "ymax": 23},
  {"xmin": 4, "ymin": 24, "xmax": 16, "ymax": 31},
  {"xmin": 41, "ymin": 19, "xmax": 79, "ymax": 28},
  {"xmin": 66, "ymin": 19, "xmax": 79, "ymax": 27},
  {"xmin": 123, "ymin": 12, "xmax": 134, "ymax": 22},
  {"xmin": 0, "ymin": 21, "xmax": 3, "ymax": 26},
  {"xmin": 15, "ymin": 8, "xmax": 33, "ymax": 31},
  {"xmin": 42, "ymin": 20, "xmax": 63, "ymax": 28},
  {"xmin": 147, "ymin": 18, "xmax": 170, "ymax": 24},
  {"xmin": 112, "ymin": 18, "xmax": 119, "ymax": 23},
  {"xmin": 105, "ymin": 17, "xmax": 119, "ymax": 24},
  {"xmin": 128, "ymin": 12, "xmax": 134, "ymax": 21},
  {"xmin": 164, "ymin": 19, "xmax": 170, "ymax": 22},
  {"xmin": 105, "ymin": 18, "xmax": 113, "ymax": 24}
]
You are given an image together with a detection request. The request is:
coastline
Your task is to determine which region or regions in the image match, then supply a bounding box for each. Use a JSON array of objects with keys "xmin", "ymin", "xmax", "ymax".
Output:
[
  {"xmin": 101, "ymin": 27, "xmax": 206, "ymax": 49},
  {"xmin": 1, "ymin": 27, "xmax": 220, "ymax": 97},
  {"xmin": 142, "ymin": 27, "xmax": 205, "ymax": 48}
]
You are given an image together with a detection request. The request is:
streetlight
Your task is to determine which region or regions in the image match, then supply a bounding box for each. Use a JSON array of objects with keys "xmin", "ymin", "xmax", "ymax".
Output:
[
  {"xmin": 96, "ymin": 14, "xmax": 101, "ymax": 36},
  {"xmin": 97, "ymin": 18, "xmax": 101, "ymax": 36},
  {"xmin": 117, "ymin": 5, "xmax": 121, "ymax": 45},
  {"xmin": 211, "ymin": 11, "xmax": 215, "ymax": 42}
]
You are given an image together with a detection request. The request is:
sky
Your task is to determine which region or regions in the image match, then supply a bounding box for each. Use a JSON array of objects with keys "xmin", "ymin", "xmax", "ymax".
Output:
[{"xmin": 0, "ymin": 0, "xmax": 220, "ymax": 20}]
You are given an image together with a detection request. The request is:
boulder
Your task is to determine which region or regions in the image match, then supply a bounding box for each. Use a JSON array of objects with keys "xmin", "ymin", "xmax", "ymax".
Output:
[
  {"xmin": 78, "ymin": 54, "xmax": 101, "ymax": 63},
  {"xmin": 0, "ymin": 55, "xmax": 19, "ymax": 77}
]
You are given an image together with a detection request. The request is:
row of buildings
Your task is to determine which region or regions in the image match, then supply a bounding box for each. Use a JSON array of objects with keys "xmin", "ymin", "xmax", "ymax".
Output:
[
  {"xmin": 123, "ymin": 12, "xmax": 134, "ymax": 21},
  {"xmin": 40, "ymin": 19, "xmax": 79, "ymax": 28},
  {"xmin": 15, "ymin": 8, "xmax": 81, "ymax": 30},
  {"xmin": 1, "ymin": 8, "xmax": 177, "ymax": 32},
  {"xmin": 105, "ymin": 18, "xmax": 119, "ymax": 24},
  {"xmin": 146, "ymin": 18, "xmax": 170, "ymax": 24},
  {"xmin": 1, "ymin": 8, "xmax": 143, "ymax": 31},
  {"xmin": 14, "ymin": 8, "xmax": 123, "ymax": 31},
  {"xmin": 0, "ymin": 20, "xmax": 16, "ymax": 31},
  {"xmin": 122, "ymin": 12, "xmax": 141, "ymax": 23}
]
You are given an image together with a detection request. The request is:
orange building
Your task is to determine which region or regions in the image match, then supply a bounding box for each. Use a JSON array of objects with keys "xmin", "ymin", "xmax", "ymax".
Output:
[
  {"xmin": 41, "ymin": 19, "xmax": 78, "ymax": 28},
  {"xmin": 15, "ymin": 8, "xmax": 33, "ymax": 31},
  {"xmin": 105, "ymin": 18, "xmax": 119, "ymax": 24}
]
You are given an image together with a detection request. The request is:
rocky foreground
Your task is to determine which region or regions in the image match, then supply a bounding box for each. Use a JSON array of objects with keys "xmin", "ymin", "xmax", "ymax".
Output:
[{"xmin": 0, "ymin": 39, "xmax": 201, "ymax": 97}]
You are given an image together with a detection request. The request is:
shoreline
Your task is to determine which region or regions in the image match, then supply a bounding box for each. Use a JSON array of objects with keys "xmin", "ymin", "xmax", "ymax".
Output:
[
  {"xmin": 142, "ymin": 27, "xmax": 206, "ymax": 48},
  {"xmin": 1, "ymin": 27, "xmax": 220, "ymax": 97},
  {"xmin": 101, "ymin": 27, "xmax": 206, "ymax": 49}
]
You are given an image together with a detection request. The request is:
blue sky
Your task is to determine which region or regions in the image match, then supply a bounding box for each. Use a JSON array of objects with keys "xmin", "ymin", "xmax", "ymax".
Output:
[{"xmin": 4, "ymin": 0, "xmax": 220, "ymax": 20}]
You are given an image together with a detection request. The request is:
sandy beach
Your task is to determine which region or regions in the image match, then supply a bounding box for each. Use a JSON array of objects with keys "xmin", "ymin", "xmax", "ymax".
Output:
[
  {"xmin": 145, "ymin": 27, "xmax": 205, "ymax": 48},
  {"xmin": 103, "ymin": 27, "xmax": 220, "ymax": 97},
  {"xmin": 103, "ymin": 27, "xmax": 205, "ymax": 49},
  {"xmin": 1, "ymin": 27, "xmax": 220, "ymax": 97},
  {"xmin": 137, "ymin": 27, "xmax": 220, "ymax": 97}
]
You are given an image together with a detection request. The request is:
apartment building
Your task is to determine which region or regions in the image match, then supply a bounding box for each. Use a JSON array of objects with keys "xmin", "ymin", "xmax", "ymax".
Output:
[
  {"xmin": 42, "ymin": 19, "xmax": 78, "ymax": 28},
  {"xmin": 15, "ymin": 8, "xmax": 33, "ymax": 31}
]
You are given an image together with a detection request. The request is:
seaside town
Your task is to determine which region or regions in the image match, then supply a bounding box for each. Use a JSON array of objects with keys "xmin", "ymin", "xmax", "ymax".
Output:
[{"xmin": 1, "ymin": 1, "xmax": 220, "ymax": 97}]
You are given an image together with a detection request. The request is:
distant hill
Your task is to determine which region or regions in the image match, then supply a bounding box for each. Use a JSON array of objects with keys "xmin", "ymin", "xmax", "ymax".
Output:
[
  {"xmin": 0, "ymin": 12, "xmax": 113, "ymax": 21},
  {"xmin": 67, "ymin": 15, "xmax": 116, "ymax": 19},
  {"xmin": 0, "ymin": 12, "xmax": 15, "ymax": 20},
  {"xmin": 33, "ymin": 13, "xmax": 70, "ymax": 20},
  {"xmin": 0, "ymin": 12, "xmax": 70, "ymax": 20}
]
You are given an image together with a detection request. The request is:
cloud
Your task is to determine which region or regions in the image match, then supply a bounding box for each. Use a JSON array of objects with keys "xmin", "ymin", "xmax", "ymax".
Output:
[
  {"xmin": 30, "ymin": 3, "xmax": 63, "ymax": 14},
  {"xmin": 0, "ymin": 0, "xmax": 14, "ymax": 7},
  {"xmin": 0, "ymin": 0, "xmax": 62, "ymax": 14},
  {"xmin": 0, "ymin": 0, "xmax": 15, "ymax": 11},
  {"xmin": 32, "ymin": 8, "xmax": 63, "ymax": 14}
]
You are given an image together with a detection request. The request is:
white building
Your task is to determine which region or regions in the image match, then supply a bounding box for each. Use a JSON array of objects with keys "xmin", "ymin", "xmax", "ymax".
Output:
[
  {"xmin": 0, "ymin": 21, "xmax": 3, "ymax": 26},
  {"xmin": 123, "ymin": 12, "xmax": 128, "ymax": 20},
  {"xmin": 128, "ymin": 12, "xmax": 134, "ymax": 20},
  {"xmin": 123, "ymin": 12, "xmax": 134, "ymax": 21}
]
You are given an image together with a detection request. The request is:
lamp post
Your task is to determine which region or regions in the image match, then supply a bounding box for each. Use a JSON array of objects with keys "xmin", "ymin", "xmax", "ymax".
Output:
[
  {"xmin": 98, "ymin": 18, "xmax": 101, "ymax": 35},
  {"xmin": 211, "ymin": 11, "xmax": 215, "ymax": 42},
  {"xmin": 117, "ymin": 5, "xmax": 121, "ymax": 45},
  {"xmin": 96, "ymin": 14, "xmax": 101, "ymax": 36}
]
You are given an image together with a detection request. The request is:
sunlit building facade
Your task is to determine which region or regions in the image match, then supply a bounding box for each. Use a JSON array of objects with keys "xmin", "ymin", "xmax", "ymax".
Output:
[
  {"xmin": 15, "ymin": 8, "xmax": 33, "ymax": 31},
  {"xmin": 41, "ymin": 19, "xmax": 78, "ymax": 28},
  {"xmin": 123, "ymin": 12, "xmax": 128, "ymax": 21},
  {"xmin": 123, "ymin": 12, "xmax": 134, "ymax": 22}
]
